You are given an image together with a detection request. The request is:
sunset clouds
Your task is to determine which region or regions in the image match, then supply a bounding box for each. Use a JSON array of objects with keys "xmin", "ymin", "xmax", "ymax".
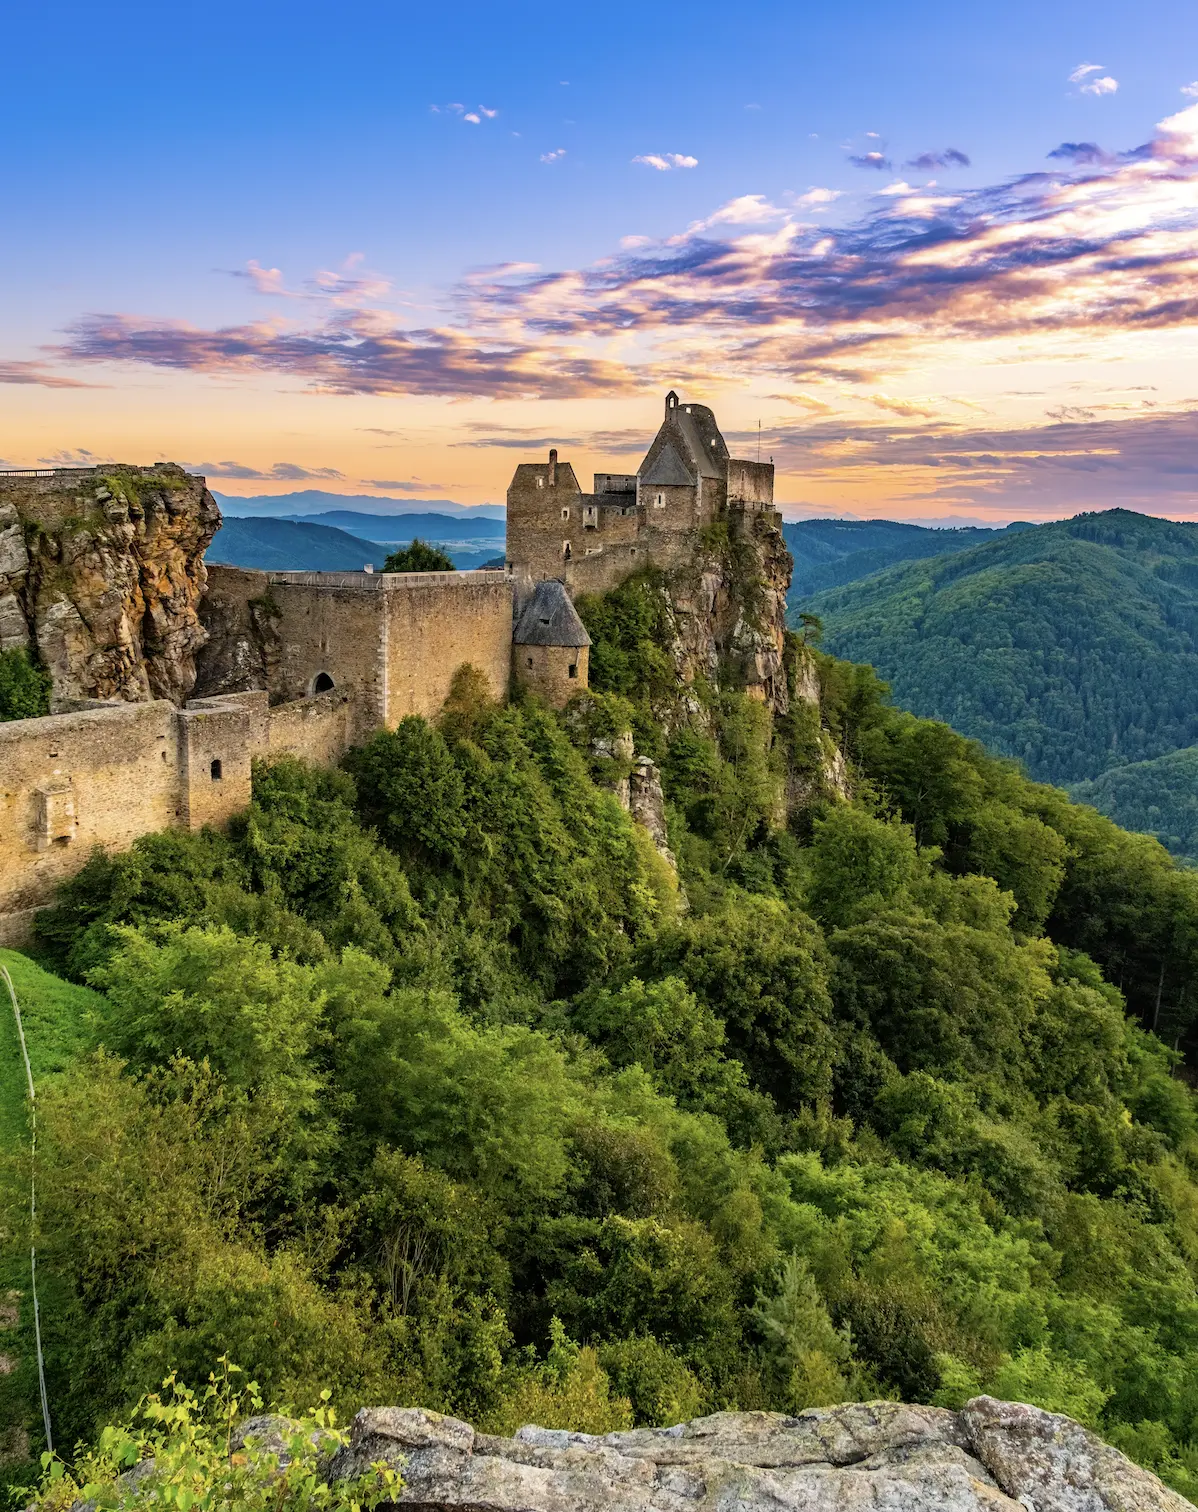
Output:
[{"xmin": 14, "ymin": 93, "xmax": 1198, "ymax": 517}]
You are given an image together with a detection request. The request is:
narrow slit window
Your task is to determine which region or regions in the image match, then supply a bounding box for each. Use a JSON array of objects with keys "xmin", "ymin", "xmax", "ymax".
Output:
[{"xmin": 210, "ymin": 758, "xmax": 222, "ymax": 780}]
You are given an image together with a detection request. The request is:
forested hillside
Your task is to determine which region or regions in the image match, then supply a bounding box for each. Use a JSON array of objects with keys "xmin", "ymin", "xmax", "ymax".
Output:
[
  {"xmin": 207, "ymin": 516, "xmax": 503, "ymax": 573},
  {"xmin": 206, "ymin": 517, "xmax": 388, "ymax": 571},
  {"xmin": 783, "ymin": 518, "xmax": 1029, "ymax": 608},
  {"xmin": 1071, "ymin": 746, "xmax": 1198, "ymax": 866},
  {"xmin": 803, "ymin": 510, "xmax": 1198, "ymax": 787},
  {"xmin": 9, "ymin": 571, "xmax": 1198, "ymax": 1504}
]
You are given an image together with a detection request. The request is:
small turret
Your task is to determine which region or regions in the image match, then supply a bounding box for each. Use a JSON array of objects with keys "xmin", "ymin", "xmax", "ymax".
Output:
[{"xmin": 512, "ymin": 579, "xmax": 591, "ymax": 707}]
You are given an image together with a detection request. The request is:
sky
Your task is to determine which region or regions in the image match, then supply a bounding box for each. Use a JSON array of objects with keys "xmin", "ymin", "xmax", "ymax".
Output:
[{"xmin": 3, "ymin": 0, "xmax": 1198, "ymax": 522}]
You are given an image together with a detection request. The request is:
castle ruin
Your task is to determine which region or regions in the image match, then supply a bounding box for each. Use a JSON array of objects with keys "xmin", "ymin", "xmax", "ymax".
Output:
[
  {"xmin": 506, "ymin": 390, "xmax": 776, "ymax": 599},
  {"xmin": 0, "ymin": 393, "xmax": 785, "ymax": 941}
]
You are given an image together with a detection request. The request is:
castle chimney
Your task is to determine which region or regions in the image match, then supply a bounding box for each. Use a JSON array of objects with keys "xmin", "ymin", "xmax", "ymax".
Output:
[{"xmin": 548, "ymin": 447, "xmax": 558, "ymax": 486}]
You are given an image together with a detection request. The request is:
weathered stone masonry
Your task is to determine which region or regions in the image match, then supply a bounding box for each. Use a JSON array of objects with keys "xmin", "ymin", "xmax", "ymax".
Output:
[
  {"xmin": 0, "ymin": 687, "xmax": 356, "ymax": 944},
  {"xmin": 0, "ymin": 391, "xmax": 788, "ymax": 941},
  {"xmin": 505, "ymin": 390, "xmax": 780, "ymax": 605},
  {"xmin": 195, "ymin": 565, "xmax": 514, "ymax": 736}
]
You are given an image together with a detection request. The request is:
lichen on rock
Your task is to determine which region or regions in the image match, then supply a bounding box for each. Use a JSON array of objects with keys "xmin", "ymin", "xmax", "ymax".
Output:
[
  {"xmin": 0, "ymin": 465, "xmax": 219, "ymax": 706},
  {"xmin": 324, "ymin": 1396, "xmax": 1195, "ymax": 1512},
  {"xmin": 666, "ymin": 507, "xmax": 796, "ymax": 719}
]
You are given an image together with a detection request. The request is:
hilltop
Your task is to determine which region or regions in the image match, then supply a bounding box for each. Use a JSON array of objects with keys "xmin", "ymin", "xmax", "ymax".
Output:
[
  {"xmin": 11, "ymin": 443, "xmax": 1198, "ymax": 1507},
  {"xmin": 206, "ymin": 516, "xmax": 389, "ymax": 571},
  {"xmin": 1071, "ymin": 746, "xmax": 1198, "ymax": 865},
  {"xmin": 213, "ymin": 489, "xmax": 506, "ymax": 521},
  {"xmin": 803, "ymin": 509, "xmax": 1198, "ymax": 788},
  {"xmin": 206, "ymin": 515, "xmax": 504, "ymax": 573},
  {"xmin": 783, "ymin": 518, "xmax": 1033, "ymax": 608}
]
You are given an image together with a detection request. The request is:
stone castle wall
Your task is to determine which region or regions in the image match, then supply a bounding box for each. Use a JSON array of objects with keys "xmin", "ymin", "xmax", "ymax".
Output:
[
  {"xmin": 266, "ymin": 685, "xmax": 357, "ymax": 767},
  {"xmin": 196, "ymin": 566, "xmax": 513, "ymax": 734},
  {"xmin": 0, "ymin": 699, "xmax": 183, "ymax": 942},
  {"xmin": 505, "ymin": 460, "xmax": 586, "ymax": 599},
  {"xmin": 514, "ymin": 642, "xmax": 589, "ymax": 707},
  {"xmin": 0, "ymin": 684, "xmax": 361, "ymax": 944},
  {"xmin": 383, "ymin": 570, "xmax": 513, "ymax": 720},
  {"xmin": 0, "ymin": 564, "xmax": 516, "ymax": 943}
]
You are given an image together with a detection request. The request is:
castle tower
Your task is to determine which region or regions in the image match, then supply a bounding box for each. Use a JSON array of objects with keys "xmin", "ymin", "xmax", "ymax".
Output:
[
  {"xmin": 506, "ymin": 447, "xmax": 584, "ymax": 600},
  {"xmin": 502, "ymin": 390, "xmax": 775, "ymax": 599},
  {"xmin": 512, "ymin": 579, "xmax": 591, "ymax": 707}
]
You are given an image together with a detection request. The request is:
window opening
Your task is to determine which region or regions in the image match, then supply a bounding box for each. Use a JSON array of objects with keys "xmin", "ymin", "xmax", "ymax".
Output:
[{"xmin": 210, "ymin": 759, "xmax": 222, "ymax": 780}]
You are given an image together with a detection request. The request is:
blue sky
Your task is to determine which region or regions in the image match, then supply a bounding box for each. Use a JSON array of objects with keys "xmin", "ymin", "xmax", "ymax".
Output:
[{"xmin": 4, "ymin": 0, "xmax": 1198, "ymax": 518}]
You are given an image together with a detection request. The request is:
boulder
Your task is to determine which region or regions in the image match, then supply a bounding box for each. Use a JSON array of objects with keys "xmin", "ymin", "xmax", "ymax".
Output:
[
  {"xmin": 0, "ymin": 465, "xmax": 219, "ymax": 705},
  {"xmin": 326, "ymin": 1397, "xmax": 1192, "ymax": 1512}
]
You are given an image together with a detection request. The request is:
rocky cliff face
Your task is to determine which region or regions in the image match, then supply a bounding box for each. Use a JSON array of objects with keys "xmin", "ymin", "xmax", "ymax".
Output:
[
  {"xmin": 327, "ymin": 1397, "xmax": 1190, "ymax": 1512},
  {"xmin": 193, "ymin": 564, "xmax": 284, "ymax": 699},
  {"xmin": 0, "ymin": 465, "xmax": 219, "ymax": 705},
  {"xmin": 666, "ymin": 506, "xmax": 796, "ymax": 717}
]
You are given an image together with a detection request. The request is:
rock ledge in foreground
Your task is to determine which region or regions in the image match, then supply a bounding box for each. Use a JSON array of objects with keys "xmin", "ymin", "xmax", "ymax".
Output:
[{"xmin": 327, "ymin": 1395, "xmax": 1191, "ymax": 1512}]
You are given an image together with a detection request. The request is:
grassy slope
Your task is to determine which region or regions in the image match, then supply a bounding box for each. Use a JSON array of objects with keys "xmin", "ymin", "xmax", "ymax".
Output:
[
  {"xmin": 805, "ymin": 509, "xmax": 1198, "ymax": 788},
  {"xmin": 0, "ymin": 950, "xmax": 100, "ymax": 1478}
]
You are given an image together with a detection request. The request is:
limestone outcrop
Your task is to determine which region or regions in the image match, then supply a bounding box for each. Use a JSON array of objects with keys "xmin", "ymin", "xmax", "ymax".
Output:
[
  {"xmin": 666, "ymin": 507, "xmax": 798, "ymax": 719},
  {"xmin": 193, "ymin": 564, "xmax": 284, "ymax": 699},
  {"xmin": 0, "ymin": 465, "xmax": 219, "ymax": 705},
  {"xmin": 629, "ymin": 755, "xmax": 676, "ymax": 867},
  {"xmin": 327, "ymin": 1397, "xmax": 1190, "ymax": 1512}
]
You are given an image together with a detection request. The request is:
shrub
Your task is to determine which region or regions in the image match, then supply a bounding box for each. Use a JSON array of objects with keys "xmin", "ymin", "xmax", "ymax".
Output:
[
  {"xmin": 382, "ymin": 539, "xmax": 455, "ymax": 573},
  {"xmin": 0, "ymin": 647, "xmax": 52, "ymax": 721},
  {"xmin": 31, "ymin": 1359, "xmax": 400, "ymax": 1512}
]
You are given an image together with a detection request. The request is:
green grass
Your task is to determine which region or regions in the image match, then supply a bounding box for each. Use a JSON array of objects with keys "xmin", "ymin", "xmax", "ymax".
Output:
[{"xmin": 0, "ymin": 950, "xmax": 100, "ymax": 1494}]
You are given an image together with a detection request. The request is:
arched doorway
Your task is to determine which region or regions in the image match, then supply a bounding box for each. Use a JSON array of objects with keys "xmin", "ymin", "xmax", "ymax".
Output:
[{"xmin": 311, "ymin": 671, "xmax": 335, "ymax": 694}]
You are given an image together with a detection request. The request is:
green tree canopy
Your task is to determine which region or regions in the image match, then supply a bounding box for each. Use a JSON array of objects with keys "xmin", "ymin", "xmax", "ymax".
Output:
[{"xmin": 382, "ymin": 538, "xmax": 456, "ymax": 573}]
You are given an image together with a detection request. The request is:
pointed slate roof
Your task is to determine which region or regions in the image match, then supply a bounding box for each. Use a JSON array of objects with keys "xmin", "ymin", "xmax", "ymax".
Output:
[
  {"xmin": 640, "ymin": 441, "xmax": 695, "ymax": 487},
  {"xmin": 513, "ymin": 579, "xmax": 592, "ymax": 648},
  {"xmin": 675, "ymin": 408, "xmax": 726, "ymax": 479}
]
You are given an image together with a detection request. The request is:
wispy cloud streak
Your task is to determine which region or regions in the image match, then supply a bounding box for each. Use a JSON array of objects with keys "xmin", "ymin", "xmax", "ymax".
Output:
[
  {"xmin": 45, "ymin": 100, "xmax": 1198, "ymax": 453},
  {"xmin": 58, "ymin": 311, "xmax": 638, "ymax": 399},
  {"xmin": 462, "ymin": 102, "xmax": 1198, "ymax": 383}
]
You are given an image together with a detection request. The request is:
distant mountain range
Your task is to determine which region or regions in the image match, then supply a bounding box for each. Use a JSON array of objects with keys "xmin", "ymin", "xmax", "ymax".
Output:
[
  {"xmin": 282, "ymin": 510, "xmax": 505, "ymax": 547},
  {"xmin": 206, "ymin": 515, "xmax": 505, "ymax": 574},
  {"xmin": 798, "ymin": 509, "xmax": 1198, "ymax": 859},
  {"xmin": 213, "ymin": 489, "xmax": 506, "ymax": 521},
  {"xmin": 782, "ymin": 518, "xmax": 1034, "ymax": 611}
]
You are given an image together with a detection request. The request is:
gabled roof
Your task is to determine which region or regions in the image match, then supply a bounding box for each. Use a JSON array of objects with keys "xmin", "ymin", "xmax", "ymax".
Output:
[
  {"xmin": 508, "ymin": 460, "xmax": 582, "ymax": 493},
  {"xmin": 637, "ymin": 395, "xmax": 730, "ymax": 486},
  {"xmin": 675, "ymin": 408, "xmax": 726, "ymax": 480},
  {"xmin": 640, "ymin": 441, "xmax": 694, "ymax": 487},
  {"xmin": 513, "ymin": 579, "xmax": 592, "ymax": 648}
]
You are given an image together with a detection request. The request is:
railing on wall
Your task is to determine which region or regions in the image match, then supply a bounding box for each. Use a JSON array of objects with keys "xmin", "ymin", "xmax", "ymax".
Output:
[
  {"xmin": 0, "ymin": 467, "xmax": 101, "ymax": 479},
  {"xmin": 264, "ymin": 568, "xmax": 511, "ymax": 589}
]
